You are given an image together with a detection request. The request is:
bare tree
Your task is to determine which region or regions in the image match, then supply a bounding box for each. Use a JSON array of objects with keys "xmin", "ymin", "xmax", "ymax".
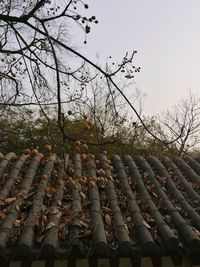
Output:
[
  {"xmin": 0, "ymin": 0, "xmax": 183, "ymax": 153},
  {"xmin": 0, "ymin": 1, "xmax": 140, "ymax": 141},
  {"xmin": 159, "ymin": 92, "xmax": 200, "ymax": 155}
]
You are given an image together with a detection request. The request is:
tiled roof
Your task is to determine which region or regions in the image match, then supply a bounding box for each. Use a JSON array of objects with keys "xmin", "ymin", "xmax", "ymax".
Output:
[{"xmin": 0, "ymin": 152, "xmax": 200, "ymax": 267}]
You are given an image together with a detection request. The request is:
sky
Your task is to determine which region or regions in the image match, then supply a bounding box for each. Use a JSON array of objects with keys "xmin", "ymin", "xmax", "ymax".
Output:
[{"xmin": 74, "ymin": 0, "xmax": 200, "ymax": 116}]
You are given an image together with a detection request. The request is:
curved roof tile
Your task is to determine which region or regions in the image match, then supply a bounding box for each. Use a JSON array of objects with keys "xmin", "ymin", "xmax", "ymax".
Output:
[{"xmin": 0, "ymin": 152, "xmax": 199, "ymax": 267}]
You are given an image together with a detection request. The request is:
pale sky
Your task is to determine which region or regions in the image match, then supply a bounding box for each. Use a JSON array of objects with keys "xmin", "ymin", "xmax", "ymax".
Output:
[{"xmin": 74, "ymin": 0, "xmax": 200, "ymax": 116}]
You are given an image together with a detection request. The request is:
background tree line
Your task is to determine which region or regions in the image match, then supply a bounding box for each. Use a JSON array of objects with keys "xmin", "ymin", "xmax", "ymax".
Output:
[{"xmin": 1, "ymin": 89, "xmax": 200, "ymax": 157}]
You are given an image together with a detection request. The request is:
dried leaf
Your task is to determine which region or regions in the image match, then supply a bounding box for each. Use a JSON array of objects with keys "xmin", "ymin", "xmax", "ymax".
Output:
[
  {"xmin": 80, "ymin": 220, "xmax": 88, "ymax": 228},
  {"xmin": 143, "ymin": 172, "xmax": 149, "ymax": 178},
  {"xmin": 124, "ymin": 223, "xmax": 129, "ymax": 233},
  {"xmin": 57, "ymin": 200, "xmax": 62, "ymax": 207},
  {"xmin": 152, "ymin": 191, "xmax": 158, "ymax": 198},
  {"xmin": 40, "ymin": 215, "xmax": 48, "ymax": 224},
  {"xmin": 36, "ymin": 235, "xmax": 45, "ymax": 244},
  {"xmin": 67, "ymin": 177, "xmax": 76, "ymax": 189},
  {"xmin": 78, "ymin": 230, "xmax": 92, "ymax": 238},
  {"xmin": 143, "ymin": 220, "xmax": 151, "ymax": 229},
  {"xmin": 98, "ymin": 176, "xmax": 105, "ymax": 187},
  {"xmin": 13, "ymin": 219, "xmax": 21, "ymax": 227},
  {"xmin": 162, "ymin": 186, "xmax": 167, "ymax": 193},
  {"xmin": 106, "ymin": 232, "xmax": 114, "ymax": 243},
  {"xmin": 108, "ymin": 175, "xmax": 114, "ymax": 181},
  {"xmin": 105, "ymin": 214, "xmax": 112, "ymax": 226},
  {"xmin": 165, "ymin": 215, "xmax": 171, "ymax": 223},
  {"xmin": 88, "ymin": 181, "xmax": 96, "ymax": 188},
  {"xmin": 98, "ymin": 169, "xmax": 105, "ymax": 177},
  {"xmin": 20, "ymin": 212, "xmax": 28, "ymax": 221},
  {"xmin": 126, "ymin": 216, "xmax": 132, "ymax": 223},
  {"xmin": 15, "ymin": 204, "xmax": 20, "ymax": 212},
  {"xmin": 102, "ymin": 207, "xmax": 111, "ymax": 213},
  {"xmin": 0, "ymin": 212, "xmax": 6, "ymax": 220},
  {"xmin": 192, "ymin": 227, "xmax": 200, "ymax": 237},
  {"xmin": 80, "ymin": 191, "xmax": 87, "ymax": 201},
  {"xmin": 82, "ymin": 199, "xmax": 91, "ymax": 207},
  {"xmin": 49, "ymin": 206, "xmax": 58, "ymax": 215},
  {"xmin": 5, "ymin": 196, "xmax": 16, "ymax": 204},
  {"xmin": 46, "ymin": 221, "xmax": 56, "ymax": 230},
  {"xmin": 192, "ymin": 183, "xmax": 199, "ymax": 189}
]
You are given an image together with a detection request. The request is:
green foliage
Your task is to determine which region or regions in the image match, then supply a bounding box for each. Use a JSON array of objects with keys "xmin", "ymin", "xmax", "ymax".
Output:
[
  {"xmin": 0, "ymin": 107, "xmax": 60, "ymax": 155},
  {"xmin": 0, "ymin": 107, "xmax": 181, "ymax": 157}
]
